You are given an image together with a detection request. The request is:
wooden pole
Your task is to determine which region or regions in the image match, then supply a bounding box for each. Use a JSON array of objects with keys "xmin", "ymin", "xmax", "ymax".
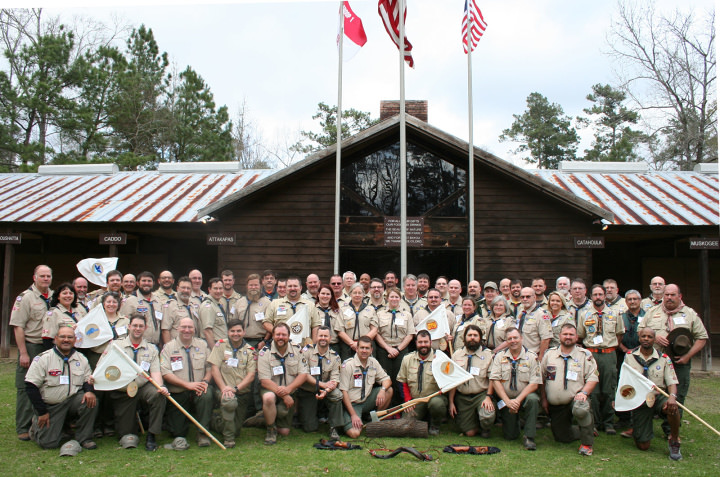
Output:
[
  {"xmin": 334, "ymin": 0, "xmax": 344, "ymax": 275},
  {"xmin": 654, "ymin": 386, "xmax": 720, "ymax": 438},
  {"xmin": 699, "ymin": 249, "xmax": 711, "ymax": 371},
  {"xmin": 1, "ymin": 241, "xmax": 16, "ymax": 358}
]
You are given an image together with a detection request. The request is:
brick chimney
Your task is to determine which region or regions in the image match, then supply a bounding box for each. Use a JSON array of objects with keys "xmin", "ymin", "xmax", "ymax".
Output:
[{"xmin": 380, "ymin": 100, "xmax": 428, "ymax": 122}]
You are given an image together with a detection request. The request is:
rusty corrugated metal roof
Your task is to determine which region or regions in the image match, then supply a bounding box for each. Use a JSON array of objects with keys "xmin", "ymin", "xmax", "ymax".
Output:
[
  {"xmin": 0, "ymin": 170, "xmax": 276, "ymax": 223},
  {"xmin": 534, "ymin": 170, "xmax": 719, "ymax": 226}
]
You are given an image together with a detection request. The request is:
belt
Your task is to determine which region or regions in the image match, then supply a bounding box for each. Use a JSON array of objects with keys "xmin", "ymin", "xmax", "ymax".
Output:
[{"xmin": 586, "ymin": 347, "xmax": 616, "ymax": 354}]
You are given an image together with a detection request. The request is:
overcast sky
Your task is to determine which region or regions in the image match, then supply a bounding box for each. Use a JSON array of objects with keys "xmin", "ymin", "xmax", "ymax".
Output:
[{"xmin": 6, "ymin": 0, "xmax": 716, "ymax": 167}]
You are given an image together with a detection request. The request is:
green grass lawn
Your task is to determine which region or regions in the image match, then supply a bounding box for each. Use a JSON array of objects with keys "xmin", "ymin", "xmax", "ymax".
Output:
[{"xmin": 1, "ymin": 360, "xmax": 719, "ymax": 476}]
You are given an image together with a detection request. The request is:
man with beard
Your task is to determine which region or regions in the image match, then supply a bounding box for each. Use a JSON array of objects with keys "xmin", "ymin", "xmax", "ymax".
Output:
[
  {"xmin": 359, "ymin": 273, "xmax": 371, "ymax": 295},
  {"xmin": 196, "ymin": 278, "xmax": 228, "ymax": 345},
  {"xmin": 189, "ymin": 269, "xmax": 207, "ymax": 304},
  {"xmin": 367, "ymin": 279, "xmax": 387, "ymax": 312},
  {"xmin": 555, "ymin": 276, "xmax": 571, "ymax": 301},
  {"xmin": 413, "ymin": 289, "xmax": 455, "ymax": 351},
  {"xmin": 209, "ymin": 319, "xmax": 256, "ymax": 448},
  {"xmin": 531, "ymin": 278, "xmax": 548, "ymax": 308},
  {"xmin": 622, "ymin": 328, "xmax": 682, "ymax": 460},
  {"xmin": 416, "ymin": 274, "xmax": 430, "ymax": 298},
  {"xmin": 383, "ymin": 271, "xmax": 398, "ymax": 290},
  {"xmin": 123, "ymin": 271, "xmax": 162, "ymax": 346},
  {"xmin": 508, "ymin": 279, "xmax": 523, "ymax": 318},
  {"xmin": 297, "ymin": 326, "xmax": 343, "ymax": 439},
  {"xmin": 540, "ymin": 323, "xmax": 598, "ymax": 456},
  {"xmin": 302, "ymin": 273, "xmax": 321, "ymax": 303},
  {"xmin": 220, "ymin": 270, "xmax": 243, "ymax": 318},
  {"xmin": 72, "ymin": 277, "xmax": 90, "ymax": 312},
  {"xmin": 162, "ymin": 277, "xmax": 202, "ymax": 344},
  {"xmin": 263, "ymin": 277, "xmax": 320, "ymax": 342},
  {"xmin": 258, "ymin": 323, "xmax": 309, "ymax": 445},
  {"xmin": 153, "ymin": 271, "xmax": 177, "ymax": 304},
  {"xmin": 397, "ymin": 330, "xmax": 448, "ymax": 435},
  {"xmin": 604, "ymin": 279, "xmax": 627, "ymax": 315},
  {"xmin": 641, "ymin": 276, "xmax": 665, "ymax": 311},
  {"xmin": 489, "ymin": 327, "xmax": 542, "ymax": 450},
  {"xmin": 234, "ymin": 274, "xmax": 272, "ymax": 349},
  {"xmin": 577, "ymin": 285, "xmax": 624, "ymax": 435},
  {"xmin": 449, "ymin": 325, "xmax": 495, "ymax": 437},
  {"xmin": 261, "ymin": 270, "xmax": 278, "ymax": 300}
]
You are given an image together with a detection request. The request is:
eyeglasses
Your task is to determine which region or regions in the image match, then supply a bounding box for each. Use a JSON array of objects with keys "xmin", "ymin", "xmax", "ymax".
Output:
[{"xmin": 520, "ymin": 295, "xmax": 533, "ymax": 299}]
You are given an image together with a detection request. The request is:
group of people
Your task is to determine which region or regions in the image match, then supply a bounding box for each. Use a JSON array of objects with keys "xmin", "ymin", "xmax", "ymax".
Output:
[{"xmin": 11, "ymin": 266, "xmax": 707, "ymax": 460}]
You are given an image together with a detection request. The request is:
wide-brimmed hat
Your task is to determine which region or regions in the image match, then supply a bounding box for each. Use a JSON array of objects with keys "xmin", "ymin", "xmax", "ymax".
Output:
[{"xmin": 666, "ymin": 328, "xmax": 694, "ymax": 357}]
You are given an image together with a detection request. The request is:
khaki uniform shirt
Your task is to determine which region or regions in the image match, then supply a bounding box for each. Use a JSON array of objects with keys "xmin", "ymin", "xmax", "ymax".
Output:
[
  {"xmin": 257, "ymin": 341, "xmax": 308, "ymax": 387},
  {"xmin": 541, "ymin": 346, "xmax": 599, "ymax": 405},
  {"xmin": 549, "ymin": 311, "xmax": 575, "ymax": 348},
  {"xmin": 445, "ymin": 298, "xmax": 463, "ymax": 317},
  {"xmin": 115, "ymin": 336, "xmax": 161, "ymax": 388},
  {"xmin": 123, "ymin": 294, "xmax": 163, "ymax": 345},
  {"xmin": 451, "ymin": 346, "xmax": 494, "ymax": 394},
  {"xmin": 451, "ymin": 313, "xmax": 484, "ymax": 351},
  {"xmin": 160, "ymin": 337, "xmax": 210, "ymax": 393},
  {"xmin": 339, "ymin": 355, "xmax": 389, "ymax": 404},
  {"xmin": 219, "ymin": 291, "xmax": 243, "ymax": 318},
  {"xmin": 336, "ymin": 303, "xmax": 378, "ymax": 341},
  {"xmin": 517, "ymin": 305, "xmax": 553, "ymax": 354},
  {"xmin": 567, "ymin": 299, "xmax": 591, "ymax": 325},
  {"xmin": 42, "ymin": 304, "xmax": 86, "ymax": 340},
  {"xmin": 90, "ymin": 316, "xmax": 130, "ymax": 354},
  {"xmin": 401, "ymin": 295, "xmax": 427, "ymax": 318},
  {"xmin": 191, "ymin": 290, "xmax": 208, "ymax": 306},
  {"xmin": 300, "ymin": 344, "xmax": 342, "ymax": 393},
  {"xmin": 489, "ymin": 347, "xmax": 542, "ymax": 399},
  {"xmin": 624, "ymin": 347, "xmax": 678, "ymax": 390},
  {"xmin": 10, "ymin": 285, "xmax": 52, "ymax": 344},
  {"xmin": 397, "ymin": 350, "xmax": 440, "ymax": 399},
  {"xmin": 264, "ymin": 298, "xmax": 317, "ymax": 329},
  {"xmin": 208, "ymin": 340, "xmax": 257, "ymax": 393},
  {"xmin": 485, "ymin": 314, "xmax": 517, "ymax": 349},
  {"xmin": 25, "ymin": 348, "xmax": 91, "ymax": 405},
  {"xmin": 413, "ymin": 306, "xmax": 456, "ymax": 350},
  {"xmin": 152, "ymin": 289, "xmax": 178, "ymax": 305},
  {"xmin": 606, "ymin": 296, "xmax": 628, "ymax": 316},
  {"xmin": 163, "ymin": 299, "xmax": 202, "ymax": 340},
  {"xmin": 314, "ymin": 306, "xmax": 341, "ymax": 344},
  {"xmin": 577, "ymin": 305, "xmax": 624, "ymax": 349},
  {"xmin": 643, "ymin": 305, "xmax": 708, "ymax": 353},
  {"xmin": 376, "ymin": 309, "xmax": 416, "ymax": 347},
  {"xmin": 234, "ymin": 296, "xmax": 271, "ymax": 340},
  {"xmin": 641, "ymin": 296, "xmax": 663, "ymax": 312}
]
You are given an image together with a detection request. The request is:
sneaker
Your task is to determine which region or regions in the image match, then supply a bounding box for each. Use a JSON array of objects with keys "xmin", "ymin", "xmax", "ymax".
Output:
[
  {"xmin": 224, "ymin": 440, "xmax": 236, "ymax": 449},
  {"xmin": 605, "ymin": 426, "xmax": 616, "ymax": 436},
  {"xmin": 578, "ymin": 444, "xmax": 593, "ymax": 456},
  {"xmin": 329, "ymin": 428, "xmax": 340, "ymax": 440},
  {"xmin": 620, "ymin": 428, "xmax": 634, "ymax": 439},
  {"xmin": 164, "ymin": 437, "xmax": 189, "ymax": 451},
  {"xmin": 428, "ymin": 425, "xmax": 440, "ymax": 436},
  {"xmin": 523, "ymin": 436, "xmax": 537, "ymax": 451},
  {"xmin": 264, "ymin": 426, "xmax": 278, "ymax": 445},
  {"xmin": 145, "ymin": 433, "xmax": 158, "ymax": 452},
  {"xmin": 197, "ymin": 434, "xmax": 210, "ymax": 447},
  {"xmin": 668, "ymin": 440, "xmax": 682, "ymax": 461}
]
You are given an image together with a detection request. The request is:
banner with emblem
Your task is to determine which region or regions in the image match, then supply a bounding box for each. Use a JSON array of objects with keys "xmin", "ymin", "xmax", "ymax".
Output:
[
  {"xmin": 416, "ymin": 306, "xmax": 450, "ymax": 340},
  {"xmin": 74, "ymin": 305, "xmax": 113, "ymax": 348},
  {"xmin": 76, "ymin": 257, "xmax": 118, "ymax": 287},
  {"xmin": 287, "ymin": 306, "xmax": 311, "ymax": 345},
  {"xmin": 92, "ymin": 342, "xmax": 141, "ymax": 393},
  {"xmin": 615, "ymin": 362, "xmax": 656, "ymax": 412},
  {"xmin": 432, "ymin": 350, "xmax": 473, "ymax": 393}
]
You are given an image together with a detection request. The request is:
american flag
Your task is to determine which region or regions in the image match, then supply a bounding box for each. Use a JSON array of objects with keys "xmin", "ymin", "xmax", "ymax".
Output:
[
  {"xmin": 462, "ymin": 0, "xmax": 487, "ymax": 54},
  {"xmin": 378, "ymin": 0, "xmax": 414, "ymax": 68}
]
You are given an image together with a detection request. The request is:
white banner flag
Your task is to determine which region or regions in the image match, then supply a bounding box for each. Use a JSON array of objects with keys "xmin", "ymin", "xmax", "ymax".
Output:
[
  {"xmin": 432, "ymin": 350, "xmax": 473, "ymax": 393},
  {"xmin": 615, "ymin": 362, "xmax": 656, "ymax": 412},
  {"xmin": 92, "ymin": 342, "xmax": 140, "ymax": 391},
  {"xmin": 287, "ymin": 306, "xmax": 310, "ymax": 345},
  {"xmin": 74, "ymin": 305, "xmax": 113, "ymax": 349},
  {"xmin": 76, "ymin": 257, "xmax": 118, "ymax": 287},
  {"xmin": 416, "ymin": 306, "xmax": 450, "ymax": 340}
]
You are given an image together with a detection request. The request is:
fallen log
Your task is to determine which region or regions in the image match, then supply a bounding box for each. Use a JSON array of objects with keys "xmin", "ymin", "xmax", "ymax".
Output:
[{"xmin": 365, "ymin": 418, "xmax": 429, "ymax": 438}]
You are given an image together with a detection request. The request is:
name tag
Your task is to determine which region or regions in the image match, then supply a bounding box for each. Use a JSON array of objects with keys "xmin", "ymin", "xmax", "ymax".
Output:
[
  {"xmin": 673, "ymin": 316, "xmax": 686, "ymax": 325},
  {"xmin": 354, "ymin": 378, "xmax": 363, "ymax": 388},
  {"xmin": 497, "ymin": 399, "xmax": 506, "ymax": 409},
  {"xmin": 551, "ymin": 318, "xmax": 559, "ymax": 327},
  {"xmin": 470, "ymin": 366, "xmax": 480, "ymax": 376},
  {"xmin": 566, "ymin": 370, "xmax": 578, "ymax": 381},
  {"xmin": 59, "ymin": 375, "xmax": 70, "ymax": 385},
  {"xmin": 141, "ymin": 361, "xmax": 151, "ymax": 372},
  {"xmin": 255, "ymin": 312, "xmax": 265, "ymax": 321},
  {"xmin": 592, "ymin": 335, "xmax": 604, "ymax": 345},
  {"xmin": 277, "ymin": 307, "xmax": 287, "ymax": 316},
  {"xmin": 155, "ymin": 310, "xmax": 163, "ymax": 321},
  {"xmin": 310, "ymin": 366, "xmax": 321, "ymax": 376},
  {"xmin": 116, "ymin": 326, "xmax": 127, "ymax": 335},
  {"xmin": 344, "ymin": 308, "xmax": 354, "ymax": 318},
  {"xmin": 171, "ymin": 360, "xmax": 183, "ymax": 371},
  {"xmin": 272, "ymin": 365, "xmax": 284, "ymax": 376},
  {"xmin": 227, "ymin": 358, "xmax": 238, "ymax": 368},
  {"xmin": 496, "ymin": 322, "xmax": 504, "ymax": 330},
  {"xmin": 230, "ymin": 306, "xmax": 236, "ymax": 315},
  {"xmin": 395, "ymin": 318, "xmax": 404, "ymax": 326}
]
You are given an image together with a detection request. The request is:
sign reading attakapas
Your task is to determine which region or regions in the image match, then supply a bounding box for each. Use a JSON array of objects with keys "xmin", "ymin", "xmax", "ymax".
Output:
[{"xmin": 207, "ymin": 233, "xmax": 236, "ymax": 246}]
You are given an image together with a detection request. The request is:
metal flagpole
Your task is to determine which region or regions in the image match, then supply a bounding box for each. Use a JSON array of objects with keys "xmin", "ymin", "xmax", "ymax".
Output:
[
  {"xmin": 334, "ymin": 1, "xmax": 344, "ymax": 274},
  {"xmin": 399, "ymin": 0, "xmax": 407, "ymax": 280},
  {"xmin": 466, "ymin": 1, "xmax": 475, "ymax": 282}
]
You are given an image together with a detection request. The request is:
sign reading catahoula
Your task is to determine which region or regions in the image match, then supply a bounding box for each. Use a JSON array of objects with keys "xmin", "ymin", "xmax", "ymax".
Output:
[
  {"xmin": 207, "ymin": 233, "xmax": 236, "ymax": 246},
  {"xmin": 574, "ymin": 237, "xmax": 605, "ymax": 249}
]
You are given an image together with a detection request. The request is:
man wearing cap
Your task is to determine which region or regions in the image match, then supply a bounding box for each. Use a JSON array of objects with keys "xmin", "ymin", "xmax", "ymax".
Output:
[
  {"xmin": 258, "ymin": 322, "xmax": 309, "ymax": 445},
  {"xmin": 643, "ymin": 284, "xmax": 707, "ymax": 421},
  {"xmin": 622, "ymin": 327, "xmax": 682, "ymax": 460},
  {"xmin": 12, "ymin": 264, "xmax": 53, "ymax": 441},
  {"xmin": 477, "ymin": 282, "xmax": 499, "ymax": 319},
  {"xmin": 160, "ymin": 318, "xmax": 213, "ymax": 450},
  {"xmin": 449, "ymin": 325, "xmax": 495, "ymax": 438},
  {"xmin": 641, "ymin": 276, "xmax": 665, "ymax": 311},
  {"xmin": 489, "ymin": 327, "xmax": 542, "ymax": 450},
  {"xmin": 517, "ymin": 287, "xmax": 553, "ymax": 360},
  {"xmin": 25, "ymin": 324, "xmax": 98, "ymax": 451},
  {"xmin": 108, "ymin": 314, "xmax": 168, "ymax": 451},
  {"xmin": 577, "ymin": 284, "xmax": 625, "ymax": 435},
  {"xmin": 397, "ymin": 330, "xmax": 448, "ymax": 436},
  {"xmin": 208, "ymin": 319, "xmax": 256, "ymax": 448},
  {"xmin": 540, "ymin": 323, "xmax": 598, "ymax": 456},
  {"xmin": 340, "ymin": 335, "xmax": 393, "ymax": 439}
]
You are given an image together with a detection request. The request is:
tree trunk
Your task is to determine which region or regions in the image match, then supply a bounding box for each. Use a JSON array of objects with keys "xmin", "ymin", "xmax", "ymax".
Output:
[{"xmin": 365, "ymin": 418, "xmax": 428, "ymax": 438}]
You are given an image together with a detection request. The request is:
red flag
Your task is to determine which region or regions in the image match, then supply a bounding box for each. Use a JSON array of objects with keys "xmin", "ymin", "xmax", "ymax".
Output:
[
  {"xmin": 338, "ymin": 1, "xmax": 367, "ymax": 62},
  {"xmin": 462, "ymin": 0, "xmax": 487, "ymax": 54},
  {"xmin": 378, "ymin": 0, "xmax": 414, "ymax": 68}
]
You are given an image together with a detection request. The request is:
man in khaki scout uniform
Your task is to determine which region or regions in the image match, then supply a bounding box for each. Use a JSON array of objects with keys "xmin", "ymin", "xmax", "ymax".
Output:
[
  {"xmin": 263, "ymin": 277, "xmax": 318, "ymax": 341},
  {"xmin": 541, "ymin": 323, "xmax": 598, "ymax": 456},
  {"xmin": 108, "ymin": 314, "xmax": 168, "ymax": 451},
  {"xmin": 162, "ymin": 277, "xmax": 202, "ymax": 344},
  {"xmin": 297, "ymin": 326, "xmax": 343, "ymax": 439},
  {"xmin": 577, "ymin": 284, "xmax": 625, "ymax": 435},
  {"xmin": 413, "ymin": 288, "xmax": 455, "ymax": 351},
  {"xmin": 25, "ymin": 325, "xmax": 98, "ymax": 450},
  {"xmin": 220, "ymin": 270, "xmax": 243, "ymax": 316},
  {"xmin": 123, "ymin": 271, "xmax": 163, "ymax": 346},
  {"xmin": 517, "ymin": 287, "xmax": 553, "ymax": 360},
  {"xmin": 623, "ymin": 328, "xmax": 682, "ymax": 460},
  {"xmin": 641, "ymin": 276, "xmax": 665, "ymax": 311},
  {"xmin": 397, "ymin": 330, "xmax": 448, "ymax": 435},
  {"xmin": 258, "ymin": 322, "xmax": 309, "ymax": 445},
  {"xmin": 160, "ymin": 318, "xmax": 213, "ymax": 450},
  {"xmin": 489, "ymin": 327, "xmax": 542, "ymax": 450},
  {"xmin": 189, "ymin": 269, "xmax": 207, "ymax": 305},
  {"xmin": 234, "ymin": 274, "xmax": 272, "ymax": 350},
  {"xmin": 208, "ymin": 319, "xmax": 256, "ymax": 448},
  {"xmin": 340, "ymin": 336, "xmax": 393, "ymax": 439},
  {"xmin": 153, "ymin": 270, "xmax": 177, "ymax": 304},
  {"xmin": 197, "ymin": 278, "xmax": 227, "ymax": 343},
  {"xmin": 448, "ymin": 325, "xmax": 495, "ymax": 437},
  {"xmin": 11, "ymin": 264, "xmax": 53, "ymax": 441}
]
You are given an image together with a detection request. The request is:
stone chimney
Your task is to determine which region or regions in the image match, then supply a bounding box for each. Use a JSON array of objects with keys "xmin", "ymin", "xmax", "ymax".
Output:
[{"xmin": 380, "ymin": 100, "xmax": 428, "ymax": 122}]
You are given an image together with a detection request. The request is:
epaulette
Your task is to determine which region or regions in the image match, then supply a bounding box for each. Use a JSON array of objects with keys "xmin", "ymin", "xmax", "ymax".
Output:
[
  {"xmin": 330, "ymin": 348, "xmax": 338, "ymax": 355},
  {"xmin": 215, "ymin": 339, "xmax": 226, "ymax": 347}
]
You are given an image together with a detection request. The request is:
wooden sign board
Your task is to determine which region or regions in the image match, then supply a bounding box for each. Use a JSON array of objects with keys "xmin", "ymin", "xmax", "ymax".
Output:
[
  {"xmin": 574, "ymin": 236, "xmax": 605, "ymax": 249},
  {"xmin": 0, "ymin": 233, "xmax": 21, "ymax": 244},
  {"xmin": 689, "ymin": 238, "xmax": 719, "ymax": 250},
  {"xmin": 207, "ymin": 233, "xmax": 236, "ymax": 246},
  {"xmin": 100, "ymin": 233, "xmax": 127, "ymax": 245},
  {"xmin": 384, "ymin": 217, "xmax": 424, "ymax": 247}
]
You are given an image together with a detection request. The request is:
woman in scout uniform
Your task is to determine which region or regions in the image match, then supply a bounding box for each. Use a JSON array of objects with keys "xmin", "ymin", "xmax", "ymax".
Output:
[
  {"xmin": 336, "ymin": 283, "xmax": 378, "ymax": 361},
  {"xmin": 485, "ymin": 296, "xmax": 516, "ymax": 352},
  {"xmin": 42, "ymin": 283, "xmax": 87, "ymax": 349},
  {"xmin": 315, "ymin": 284, "xmax": 342, "ymax": 355},
  {"xmin": 547, "ymin": 291, "xmax": 573, "ymax": 348}
]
